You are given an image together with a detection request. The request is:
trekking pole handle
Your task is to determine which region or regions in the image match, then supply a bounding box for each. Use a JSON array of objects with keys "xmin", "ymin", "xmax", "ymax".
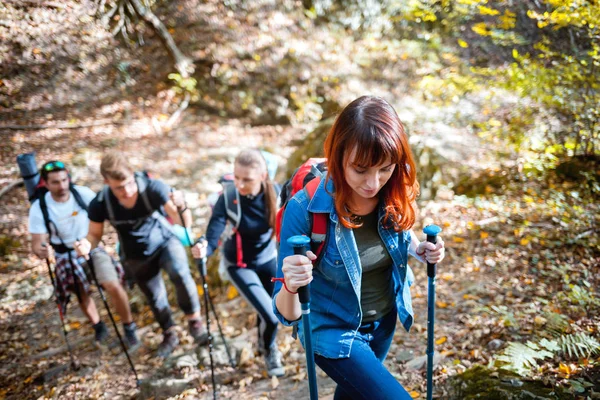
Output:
[
  {"xmin": 288, "ymin": 235, "xmax": 311, "ymax": 304},
  {"xmin": 423, "ymin": 225, "xmax": 442, "ymax": 278}
]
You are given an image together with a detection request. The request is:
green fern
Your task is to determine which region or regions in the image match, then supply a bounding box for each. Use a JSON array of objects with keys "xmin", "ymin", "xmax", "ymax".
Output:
[
  {"xmin": 558, "ymin": 333, "xmax": 600, "ymax": 359},
  {"xmin": 496, "ymin": 341, "xmax": 553, "ymax": 376},
  {"xmin": 543, "ymin": 311, "xmax": 570, "ymax": 336}
]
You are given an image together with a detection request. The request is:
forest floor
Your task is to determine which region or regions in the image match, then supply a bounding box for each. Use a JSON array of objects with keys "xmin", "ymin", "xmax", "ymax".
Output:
[{"xmin": 1, "ymin": 0, "xmax": 598, "ymax": 399}]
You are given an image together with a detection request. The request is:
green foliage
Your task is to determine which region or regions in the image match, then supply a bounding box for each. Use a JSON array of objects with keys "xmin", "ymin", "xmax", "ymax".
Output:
[
  {"xmin": 496, "ymin": 341, "xmax": 553, "ymax": 376},
  {"xmin": 495, "ymin": 333, "xmax": 600, "ymax": 376},
  {"xmin": 557, "ymin": 333, "xmax": 600, "ymax": 359},
  {"xmin": 168, "ymin": 73, "xmax": 200, "ymax": 101},
  {"xmin": 395, "ymin": 0, "xmax": 599, "ymax": 158},
  {"xmin": 542, "ymin": 311, "xmax": 570, "ymax": 336}
]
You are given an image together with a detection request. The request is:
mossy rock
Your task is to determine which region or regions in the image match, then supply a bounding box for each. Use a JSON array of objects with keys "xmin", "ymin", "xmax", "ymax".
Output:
[{"xmin": 448, "ymin": 365, "xmax": 567, "ymax": 399}]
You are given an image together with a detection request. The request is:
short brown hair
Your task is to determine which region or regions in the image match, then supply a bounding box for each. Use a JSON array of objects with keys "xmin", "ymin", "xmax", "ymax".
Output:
[{"xmin": 100, "ymin": 151, "xmax": 133, "ymax": 180}]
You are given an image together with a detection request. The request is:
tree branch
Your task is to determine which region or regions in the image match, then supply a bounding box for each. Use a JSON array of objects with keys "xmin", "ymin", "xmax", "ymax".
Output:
[
  {"xmin": 127, "ymin": 0, "xmax": 194, "ymax": 77},
  {"xmin": 0, "ymin": 180, "xmax": 24, "ymax": 201}
]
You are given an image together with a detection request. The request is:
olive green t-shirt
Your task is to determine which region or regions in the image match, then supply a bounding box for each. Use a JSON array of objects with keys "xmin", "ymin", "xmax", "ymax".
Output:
[{"xmin": 354, "ymin": 210, "xmax": 395, "ymax": 323}]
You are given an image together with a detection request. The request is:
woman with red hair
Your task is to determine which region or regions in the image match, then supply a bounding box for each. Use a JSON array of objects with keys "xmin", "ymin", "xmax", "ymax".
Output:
[{"xmin": 273, "ymin": 96, "xmax": 445, "ymax": 399}]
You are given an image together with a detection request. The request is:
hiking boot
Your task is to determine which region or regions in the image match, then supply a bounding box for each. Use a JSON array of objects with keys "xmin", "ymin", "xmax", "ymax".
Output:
[
  {"xmin": 157, "ymin": 329, "xmax": 179, "ymax": 358},
  {"xmin": 123, "ymin": 322, "xmax": 141, "ymax": 351},
  {"xmin": 93, "ymin": 321, "xmax": 109, "ymax": 344},
  {"xmin": 264, "ymin": 344, "xmax": 285, "ymax": 377},
  {"xmin": 188, "ymin": 318, "xmax": 209, "ymax": 345}
]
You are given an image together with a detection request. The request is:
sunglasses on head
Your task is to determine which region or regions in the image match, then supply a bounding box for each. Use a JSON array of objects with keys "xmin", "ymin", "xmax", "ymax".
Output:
[{"xmin": 43, "ymin": 161, "xmax": 66, "ymax": 172}]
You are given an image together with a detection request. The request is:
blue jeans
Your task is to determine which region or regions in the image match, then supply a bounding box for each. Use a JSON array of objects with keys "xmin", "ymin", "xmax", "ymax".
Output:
[
  {"xmin": 226, "ymin": 258, "xmax": 278, "ymax": 353},
  {"xmin": 124, "ymin": 237, "xmax": 200, "ymax": 331},
  {"xmin": 314, "ymin": 310, "xmax": 412, "ymax": 400}
]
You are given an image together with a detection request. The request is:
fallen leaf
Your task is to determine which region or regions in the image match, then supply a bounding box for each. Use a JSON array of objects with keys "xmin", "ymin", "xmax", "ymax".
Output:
[{"xmin": 436, "ymin": 336, "xmax": 447, "ymax": 345}]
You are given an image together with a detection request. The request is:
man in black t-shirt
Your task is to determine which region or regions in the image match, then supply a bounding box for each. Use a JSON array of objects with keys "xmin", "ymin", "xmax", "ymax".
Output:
[{"xmin": 75, "ymin": 152, "xmax": 207, "ymax": 358}]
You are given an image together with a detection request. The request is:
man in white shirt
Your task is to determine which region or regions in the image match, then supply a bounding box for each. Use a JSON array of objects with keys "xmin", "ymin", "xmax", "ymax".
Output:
[{"xmin": 29, "ymin": 161, "xmax": 139, "ymax": 348}]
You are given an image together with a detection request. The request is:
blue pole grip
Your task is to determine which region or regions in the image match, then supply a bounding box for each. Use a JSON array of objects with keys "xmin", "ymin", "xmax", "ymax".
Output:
[
  {"xmin": 288, "ymin": 235, "xmax": 311, "ymax": 304},
  {"xmin": 423, "ymin": 225, "xmax": 442, "ymax": 278}
]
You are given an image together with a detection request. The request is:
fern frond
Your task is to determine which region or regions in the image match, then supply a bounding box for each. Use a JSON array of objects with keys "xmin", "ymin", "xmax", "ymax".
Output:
[
  {"xmin": 496, "ymin": 341, "xmax": 553, "ymax": 376},
  {"xmin": 558, "ymin": 333, "xmax": 600, "ymax": 359},
  {"xmin": 543, "ymin": 311, "xmax": 570, "ymax": 337}
]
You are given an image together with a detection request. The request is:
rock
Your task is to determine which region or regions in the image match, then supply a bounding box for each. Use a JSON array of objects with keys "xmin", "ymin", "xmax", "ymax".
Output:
[
  {"xmin": 173, "ymin": 354, "xmax": 198, "ymax": 368},
  {"xmin": 406, "ymin": 351, "xmax": 442, "ymax": 370},
  {"xmin": 395, "ymin": 350, "xmax": 415, "ymax": 363},
  {"xmin": 487, "ymin": 339, "xmax": 504, "ymax": 350},
  {"xmin": 139, "ymin": 376, "xmax": 195, "ymax": 398}
]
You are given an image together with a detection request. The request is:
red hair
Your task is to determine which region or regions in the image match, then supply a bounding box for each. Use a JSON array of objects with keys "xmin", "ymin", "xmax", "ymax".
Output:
[{"xmin": 324, "ymin": 96, "xmax": 419, "ymax": 231}]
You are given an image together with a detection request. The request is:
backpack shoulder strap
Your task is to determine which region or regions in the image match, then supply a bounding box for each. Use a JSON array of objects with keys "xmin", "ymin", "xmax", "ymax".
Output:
[
  {"xmin": 222, "ymin": 182, "xmax": 241, "ymax": 229},
  {"xmin": 135, "ymin": 172, "xmax": 153, "ymax": 214},
  {"xmin": 100, "ymin": 185, "xmax": 117, "ymax": 226},
  {"xmin": 38, "ymin": 190, "xmax": 53, "ymax": 240},
  {"xmin": 70, "ymin": 185, "xmax": 88, "ymax": 212},
  {"xmin": 304, "ymin": 177, "xmax": 328, "ymax": 260}
]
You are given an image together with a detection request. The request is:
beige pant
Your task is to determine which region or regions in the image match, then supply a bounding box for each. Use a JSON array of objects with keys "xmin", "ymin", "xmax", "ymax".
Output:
[{"xmin": 90, "ymin": 250, "xmax": 119, "ymax": 284}]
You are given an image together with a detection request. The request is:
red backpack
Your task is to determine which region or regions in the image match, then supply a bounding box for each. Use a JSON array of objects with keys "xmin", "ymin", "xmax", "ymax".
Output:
[{"xmin": 275, "ymin": 158, "xmax": 329, "ymax": 260}]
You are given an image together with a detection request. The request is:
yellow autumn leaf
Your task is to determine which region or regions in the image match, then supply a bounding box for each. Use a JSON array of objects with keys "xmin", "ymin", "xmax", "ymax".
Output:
[
  {"xmin": 436, "ymin": 301, "xmax": 448, "ymax": 308},
  {"xmin": 410, "ymin": 391, "xmax": 420, "ymax": 399},
  {"xmin": 70, "ymin": 321, "xmax": 82, "ymax": 330},
  {"xmin": 227, "ymin": 285, "xmax": 239, "ymax": 300},
  {"xmin": 558, "ymin": 363, "xmax": 570, "ymax": 375},
  {"xmin": 436, "ymin": 336, "xmax": 447, "ymax": 345},
  {"xmin": 520, "ymin": 238, "xmax": 530, "ymax": 246},
  {"xmin": 458, "ymin": 39, "xmax": 469, "ymax": 48},
  {"xmin": 480, "ymin": 231, "xmax": 489, "ymax": 239},
  {"xmin": 472, "ymin": 22, "xmax": 492, "ymax": 36},
  {"xmin": 33, "ymin": 48, "xmax": 42, "ymax": 54},
  {"xmin": 452, "ymin": 236, "xmax": 465, "ymax": 243},
  {"xmin": 197, "ymin": 284, "xmax": 205, "ymax": 296},
  {"xmin": 534, "ymin": 316, "xmax": 547, "ymax": 326},
  {"xmin": 478, "ymin": 6, "xmax": 500, "ymax": 16}
]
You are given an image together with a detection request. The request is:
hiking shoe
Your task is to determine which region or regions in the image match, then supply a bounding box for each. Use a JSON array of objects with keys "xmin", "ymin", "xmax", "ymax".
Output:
[
  {"xmin": 93, "ymin": 321, "xmax": 109, "ymax": 343},
  {"xmin": 123, "ymin": 322, "xmax": 141, "ymax": 351},
  {"xmin": 157, "ymin": 329, "xmax": 179, "ymax": 358},
  {"xmin": 264, "ymin": 344, "xmax": 285, "ymax": 377},
  {"xmin": 188, "ymin": 318, "xmax": 209, "ymax": 345}
]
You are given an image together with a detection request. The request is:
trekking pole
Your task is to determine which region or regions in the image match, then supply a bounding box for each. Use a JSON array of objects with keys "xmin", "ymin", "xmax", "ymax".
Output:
[
  {"xmin": 172, "ymin": 189, "xmax": 234, "ymax": 367},
  {"xmin": 43, "ymin": 252, "xmax": 79, "ymax": 371},
  {"xmin": 196, "ymin": 244, "xmax": 217, "ymax": 400},
  {"xmin": 288, "ymin": 235, "xmax": 318, "ymax": 400},
  {"xmin": 85, "ymin": 248, "xmax": 141, "ymax": 387},
  {"xmin": 423, "ymin": 225, "xmax": 442, "ymax": 400},
  {"xmin": 172, "ymin": 191, "xmax": 235, "ymax": 399}
]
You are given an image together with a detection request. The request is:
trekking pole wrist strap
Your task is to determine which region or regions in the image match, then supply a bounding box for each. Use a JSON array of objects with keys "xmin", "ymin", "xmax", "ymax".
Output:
[{"xmin": 271, "ymin": 277, "xmax": 298, "ymax": 295}]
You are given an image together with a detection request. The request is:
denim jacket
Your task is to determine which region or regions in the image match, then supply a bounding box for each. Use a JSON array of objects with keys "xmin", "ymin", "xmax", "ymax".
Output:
[{"xmin": 273, "ymin": 178, "xmax": 415, "ymax": 359}]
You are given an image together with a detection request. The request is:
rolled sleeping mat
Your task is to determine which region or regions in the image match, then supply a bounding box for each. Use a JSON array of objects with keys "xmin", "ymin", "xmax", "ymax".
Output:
[{"xmin": 16, "ymin": 152, "xmax": 41, "ymax": 201}]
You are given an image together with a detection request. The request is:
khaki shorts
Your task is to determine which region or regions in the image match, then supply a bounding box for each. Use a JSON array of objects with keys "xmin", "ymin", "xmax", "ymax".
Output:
[{"xmin": 90, "ymin": 250, "xmax": 120, "ymax": 284}]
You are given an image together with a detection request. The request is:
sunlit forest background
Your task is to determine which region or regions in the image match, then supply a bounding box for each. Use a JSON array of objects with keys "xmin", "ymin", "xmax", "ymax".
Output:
[{"xmin": 0, "ymin": 0, "xmax": 598, "ymax": 399}]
